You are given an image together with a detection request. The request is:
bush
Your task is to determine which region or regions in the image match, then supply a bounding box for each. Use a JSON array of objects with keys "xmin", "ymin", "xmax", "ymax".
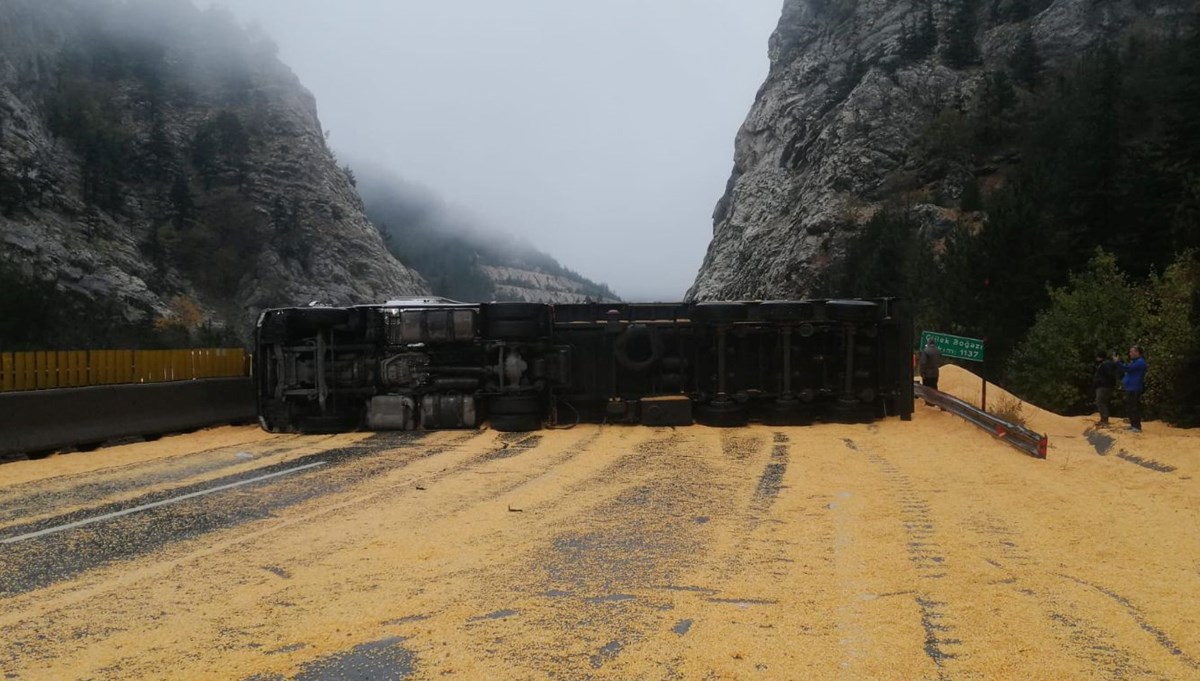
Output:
[
  {"xmin": 1005, "ymin": 250, "xmax": 1147, "ymax": 413},
  {"xmin": 990, "ymin": 395, "xmax": 1028, "ymax": 427},
  {"xmin": 1142, "ymin": 254, "xmax": 1200, "ymax": 425}
]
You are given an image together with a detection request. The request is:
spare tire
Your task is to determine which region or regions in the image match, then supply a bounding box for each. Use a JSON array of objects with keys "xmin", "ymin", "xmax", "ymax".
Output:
[
  {"xmin": 694, "ymin": 302, "xmax": 749, "ymax": 324},
  {"xmin": 614, "ymin": 324, "xmax": 663, "ymax": 372}
]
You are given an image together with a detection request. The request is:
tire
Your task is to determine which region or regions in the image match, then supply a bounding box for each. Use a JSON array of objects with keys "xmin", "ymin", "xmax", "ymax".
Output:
[
  {"xmin": 490, "ymin": 413, "xmax": 543, "ymax": 433},
  {"xmin": 614, "ymin": 324, "xmax": 663, "ymax": 372},
  {"xmin": 487, "ymin": 319, "xmax": 542, "ymax": 341},
  {"xmin": 261, "ymin": 403, "xmax": 294, "ymax": 433},
  {"xmin": 826, "ymin": 300, "xmax": 880, "ymax": 323},
  {"xmin": 488, "ymin": 395, "xmax": 543, "ymax": 432},
  {"xmin": 764, "ymin": 398, "xmax": 814, "ymax": 426},
  {"xmin": 694, "ymin": 400, "xmax": 748, "ymax": 427},
  {"xmin": 488, "ymin": 394, "xmax": 542, "ymax": 416},
  {"xmin": 693, "ymin": 302, "xmax": 749, "ymax": 324},
  {"xmin": 759, "ymin": 301, "xmax": 812, "ymax": 322},
  {"xmin": 828, "ymin": 399, "xmax": 873, "ymax": 424}
]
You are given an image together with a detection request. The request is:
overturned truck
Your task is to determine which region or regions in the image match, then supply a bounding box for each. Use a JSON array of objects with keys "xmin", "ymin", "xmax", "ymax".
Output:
[{"xmin": 255, "ymin": 298, "xmax": 914, "ymax": 433}]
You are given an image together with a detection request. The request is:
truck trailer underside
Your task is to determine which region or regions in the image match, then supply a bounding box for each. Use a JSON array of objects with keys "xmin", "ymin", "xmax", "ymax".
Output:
[{"xmin": 254, "ymin": 299, "xmax": 914, "ymax": 433}]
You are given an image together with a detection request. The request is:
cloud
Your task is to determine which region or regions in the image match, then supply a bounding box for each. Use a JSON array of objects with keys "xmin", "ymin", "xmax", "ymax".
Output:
[{"xmin": 201, "ymin": 0, "xmax": 782, "ymax": 301}]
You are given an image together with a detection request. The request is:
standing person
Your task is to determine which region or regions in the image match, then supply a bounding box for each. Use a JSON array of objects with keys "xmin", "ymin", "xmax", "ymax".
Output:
[
  {"xmin": 1093, "ymin": 350, "xmax": 1119, "ymax": 427},
  {"xmin": 1116, "ymin": 346, "xmax": 1148, "ymax": 433},
  {"xmin": 919, "ymin": 338, "xmax": 944, "ymax": 394}
]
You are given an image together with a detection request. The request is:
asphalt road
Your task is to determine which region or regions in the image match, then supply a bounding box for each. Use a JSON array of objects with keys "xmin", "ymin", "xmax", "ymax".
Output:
[{"xmin": 1, "ymin": 406, "xmax": 1198, "ymax": 680}]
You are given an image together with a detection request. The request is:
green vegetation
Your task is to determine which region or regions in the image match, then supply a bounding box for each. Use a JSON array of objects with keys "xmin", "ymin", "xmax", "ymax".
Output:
[
  {"xmin": 900, "ymin": 2, "xmax": 937, "ymax": 62},
  {"xmin": 21, "ymin": 0, "xmax": 279, "ymax": 345},
  {"xmin": 0, "ymin": 260, "xmax": 237, "ymax": 350},
  {"xmin": 834, "ymin": 17, "xmax": 1200, "ymax": 424},
  {"xmin": 941, "ymin": 0, "xmax": 981, "ymax": 69},
  {"xmin": 1004, "ymin": 250, "xmax": 1146, "ymax": 414}
]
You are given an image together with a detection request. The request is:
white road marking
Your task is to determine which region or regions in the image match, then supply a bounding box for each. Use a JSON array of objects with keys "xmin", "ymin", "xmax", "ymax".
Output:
[{"xmin": 1, "ymin": 461, "xmax": 328, "ymax": 545}]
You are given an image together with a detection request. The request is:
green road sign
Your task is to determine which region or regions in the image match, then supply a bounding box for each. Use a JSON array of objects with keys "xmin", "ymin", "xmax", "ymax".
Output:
[{"xmin": 921, "ymin": 331, "xmax": 985, "ymax": 362}]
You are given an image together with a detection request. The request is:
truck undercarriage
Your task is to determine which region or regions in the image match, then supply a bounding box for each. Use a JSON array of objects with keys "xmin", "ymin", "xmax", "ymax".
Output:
[{"xmin": 255, "ymin": 299, "xmax": 914, "ymax": 433}]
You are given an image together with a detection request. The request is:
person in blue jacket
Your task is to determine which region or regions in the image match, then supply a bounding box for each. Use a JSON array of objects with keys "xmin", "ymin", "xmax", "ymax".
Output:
[{"xmin": 1115, "ymin": 346, "xmax": 1148, "ymax": 433}]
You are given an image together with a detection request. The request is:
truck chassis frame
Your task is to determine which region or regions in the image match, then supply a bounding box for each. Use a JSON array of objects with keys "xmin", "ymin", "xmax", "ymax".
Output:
[{"xmin": 255, "ymin": 298, "xmax": 914, "ymax": 433}]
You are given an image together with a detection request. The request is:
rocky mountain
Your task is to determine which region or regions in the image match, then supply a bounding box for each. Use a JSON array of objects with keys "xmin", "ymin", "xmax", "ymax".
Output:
[
  {"xmin": 0, "ymin": 0, "xmax": 426, "ymax": 347},
  {"xmin": 689, "ymin": 0, "xmax": 1195, "ymax": 300},
  {"xmin": 356, "ymin": 168, "xmax": 619, "ymax": 304}
]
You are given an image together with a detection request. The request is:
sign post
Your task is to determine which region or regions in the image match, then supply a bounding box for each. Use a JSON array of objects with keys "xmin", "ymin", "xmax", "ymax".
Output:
[{"xmin": 920, "ymin": 331, "xmax": 987, "ymax": 409}]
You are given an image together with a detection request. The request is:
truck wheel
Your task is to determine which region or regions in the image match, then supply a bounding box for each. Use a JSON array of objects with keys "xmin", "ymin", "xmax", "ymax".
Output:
[
  {"xmin": 829, "ymin": 399, "xmax": 873, "ymax": 424},
  {"xmin": 694, "ymin": 400, "xmax": 748, "ymax": 427},
  {"xmin": 488, "ymin": 394, "xmax": 542, "ymax": 415},
  {"xmin": 759, "ymin": 301, "xmax": 812, "ymax": 322},
  {"xmin": 827, "ymin": 300, "xmax": 880, "ymax": 323},
  {"xmin": 487, "ymin": 395, "xmax": 544, "ymax": 432},
  {"xmin": 490, "ymin": 413, "xmax": 543, "ymax": 433},
  {"xmin": 694, "ymin": 302, "xmax": 749, "ymax": 324},
  {"xmin": 764, "ymin": 398, "xmax": 814, "ymax": 426}
]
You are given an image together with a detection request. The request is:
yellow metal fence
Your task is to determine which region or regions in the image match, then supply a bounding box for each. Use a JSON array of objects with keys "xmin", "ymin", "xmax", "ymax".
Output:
[{"xmin": 0, "ymin": 348, "xmax": 248, "ymax": 392}]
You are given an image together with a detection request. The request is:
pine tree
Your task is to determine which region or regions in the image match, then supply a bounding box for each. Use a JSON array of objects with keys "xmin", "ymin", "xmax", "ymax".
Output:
[
  {"xmin": 169, "ymin": 174, "xmax": 193, "ymax": 227},
  {"xmin": 901, "ymin": 2, "xmax": 938, "ymax": 61},
  {"xmin": 942, "ymin": 0, "xmax": 980, "ymax": 69},
  {"xmin": 1009, "ymin": 29, "xmax": 1042, "ymax": 86}
]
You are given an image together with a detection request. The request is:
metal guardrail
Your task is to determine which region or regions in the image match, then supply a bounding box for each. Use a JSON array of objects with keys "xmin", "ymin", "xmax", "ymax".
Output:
[
  {"xmin": 0, "ymin": 348, "xmax": 247, "ymax": 392},
  {"xmin": 0, "ymin": 378, "xmax": 256, "ymax": 458},
  {"xmin": 915, "ymin": 383, "xmax": 1047, "ymax": 459}
]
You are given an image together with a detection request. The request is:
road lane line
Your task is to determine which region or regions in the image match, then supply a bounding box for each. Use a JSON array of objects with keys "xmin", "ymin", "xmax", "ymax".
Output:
[{"xmin": 1, "ymin": 461, "xmax": 328, "ymax": 545}]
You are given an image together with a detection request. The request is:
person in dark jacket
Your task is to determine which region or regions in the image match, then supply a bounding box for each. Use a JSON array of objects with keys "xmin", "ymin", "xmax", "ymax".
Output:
[
  {"xmin": 1093, "ymin": 350, "xmax": 1120, "ymax": 427},
  {"xmin": 919, "ymin": 338, "xmax": 943, "ymax": 390},
  {"xmin": 1116, "ymin": 346, "xmax": 1148, "ymax": 433},
  {"xmin": 918, "ymin": 338, "xmax": 944, "ymax": 407}
]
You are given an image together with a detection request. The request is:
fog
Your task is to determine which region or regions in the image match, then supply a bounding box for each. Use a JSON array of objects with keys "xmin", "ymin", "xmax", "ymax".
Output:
[{"xmin": 203, "ymin": 0, "xmax": 782, "ymax": 301}]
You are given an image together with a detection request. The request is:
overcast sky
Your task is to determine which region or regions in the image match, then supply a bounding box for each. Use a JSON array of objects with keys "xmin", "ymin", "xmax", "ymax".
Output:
[{"xmin": 204, "ymin": 0, "xmax": 783, "ymax": 301}]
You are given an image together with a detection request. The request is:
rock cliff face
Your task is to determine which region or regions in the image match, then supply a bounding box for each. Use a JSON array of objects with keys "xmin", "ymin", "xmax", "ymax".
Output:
[
  {"xmin": 689, "ymin": 0, "xmax": 1192, "ymax": 300},
  {"xmin": 481, "ymin": 265, "xmax": 619, "ymax": 304},
  {"xmin": 0, "ymin": 0, "xmax": 426, "ymax": 341}
]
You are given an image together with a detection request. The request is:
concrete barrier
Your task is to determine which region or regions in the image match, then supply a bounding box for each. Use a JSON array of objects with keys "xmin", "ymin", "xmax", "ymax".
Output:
[{"xmin": 0, "ymin": 378, "xmax": 255, "ymax": 456}]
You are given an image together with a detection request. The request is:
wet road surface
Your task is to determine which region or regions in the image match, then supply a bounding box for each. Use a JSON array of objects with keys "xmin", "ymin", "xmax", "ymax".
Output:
[{"xmin": 1, "ymin": 410, "xmax": 1198, "ymax": 680}]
